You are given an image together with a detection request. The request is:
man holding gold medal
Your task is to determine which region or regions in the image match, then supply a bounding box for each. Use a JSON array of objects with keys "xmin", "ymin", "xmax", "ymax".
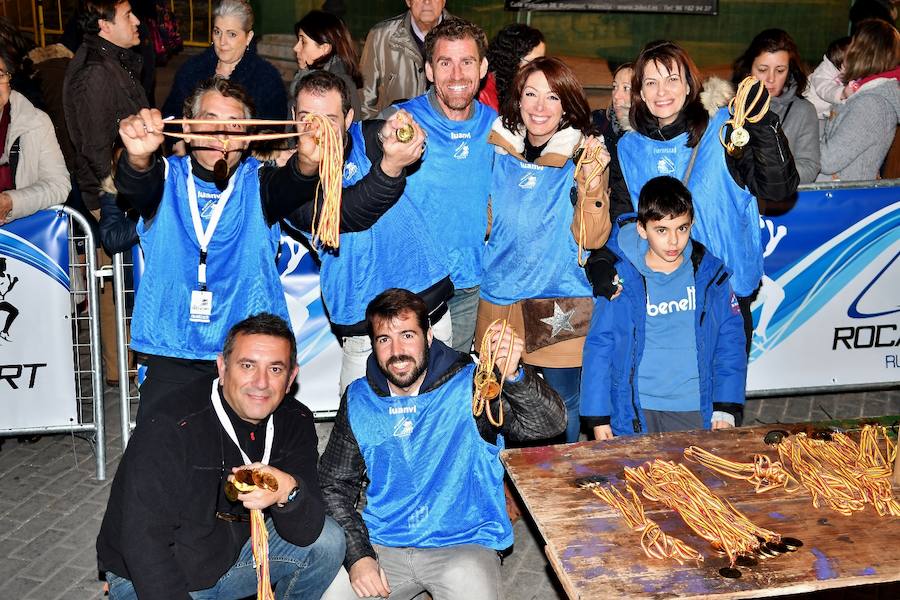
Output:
[
  {"xmin": 97, "ymin": 313, "xmax": 345, "ymax": 599},
  {"xmin": 319, "ymin": 289, "xmax": 565, "ymax": 599}
]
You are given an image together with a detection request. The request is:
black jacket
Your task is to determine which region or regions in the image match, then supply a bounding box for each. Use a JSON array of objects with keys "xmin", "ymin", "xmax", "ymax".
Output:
[
  {"xmin": 161, "ymin": 45, "xmax": 288, "ymax": 121},
  {"xmin": 588, "ymin": 109, "xmax": 799, "ymax": 299},
  {"xmin": 96, "ymin": 376, "xmax": 326, "ymax": 599},
  {"xmin": 318, "ymin": 340, "xmax": 566, "ymax": 569},
  {"xmin": 63, "ymin": 34, "xmax": 149, "ymax": 210}
]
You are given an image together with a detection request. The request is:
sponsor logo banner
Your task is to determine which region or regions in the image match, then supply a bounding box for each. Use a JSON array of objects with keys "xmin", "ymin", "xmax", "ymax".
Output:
[
  {"xmin": 749, "ymin": 186, "xmax": 900, "ymax": 391},
  {"xmin": 0, "ymin": 210, "xmax": 78, "ymax": 430}
]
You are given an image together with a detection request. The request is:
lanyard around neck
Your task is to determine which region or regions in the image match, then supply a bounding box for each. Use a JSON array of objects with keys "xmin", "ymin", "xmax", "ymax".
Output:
[
  {"xmin": 186, "ymin": 158, "xmax": 238, "ymax": 289},
  {"xmin": 210, "ymin": 378, "xmax": 274, "ymax": 466}
]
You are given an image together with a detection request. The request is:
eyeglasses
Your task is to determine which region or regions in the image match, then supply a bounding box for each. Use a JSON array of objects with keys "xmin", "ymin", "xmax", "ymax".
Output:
[{"xmin": 0, "ymin": 71, "xmax": 11, "ymax": 83}]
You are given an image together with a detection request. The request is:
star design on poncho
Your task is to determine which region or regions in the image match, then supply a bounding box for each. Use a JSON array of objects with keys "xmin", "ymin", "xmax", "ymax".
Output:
[{"xmin": 540, "ymin": 302, "xmax": 576, "ymax": 338}]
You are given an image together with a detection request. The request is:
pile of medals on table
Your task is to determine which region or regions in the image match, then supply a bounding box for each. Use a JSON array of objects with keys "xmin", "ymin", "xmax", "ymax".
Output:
[{"xmin": 579, "ymin": 424, "xmax": 898, "ymax": 579}]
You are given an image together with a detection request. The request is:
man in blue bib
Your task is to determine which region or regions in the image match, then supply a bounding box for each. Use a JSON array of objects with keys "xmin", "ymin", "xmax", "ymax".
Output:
[
  {"xmin": 381, "ymin": 18, "xmax": 497, "ymax": 355},
  {"xmin": 117, "ymin": 76, "xmax": 412, "ymax": 422},
  {"xmin": 284, "ymin": 71, "xmax": 454, "ymax": 395},
  {"xmin": 319, "ymin": 288, "xmax": 566, "ymax": 600}
]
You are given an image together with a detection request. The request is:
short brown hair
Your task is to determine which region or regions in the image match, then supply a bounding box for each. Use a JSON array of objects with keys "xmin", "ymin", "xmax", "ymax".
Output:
[
  {"xmin": 184, "ymin": 77, "xmax": 255, "ymax": 120},
  {"xmin": 500, "ymin": 56, "xmax": 592, "ymax": 136},
  {"xmin": 365, "ymin": 288, "xmax": 430, "ymax": 341},
  {"xmin": 424, "ymin": 17, "xmax": 488, "ymax": 65},
  {"xmin": 631, "ymin": 40, "xmax": 708, "ymax": 148},
  {"xmin": 843, "ymin": 19, "xmax": 900, "ymax": 83}
]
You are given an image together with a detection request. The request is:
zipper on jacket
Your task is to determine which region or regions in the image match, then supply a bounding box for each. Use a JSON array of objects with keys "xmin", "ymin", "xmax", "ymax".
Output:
[
  {"xmin": 770, "ymin": 124, "xmax": 786, "ymax": 163},
  {"xmin": 698, "ymin": 265, "xmax": 725, "ymax": 326},
  {"xmin": 630, "ymin": 274, "xmax": 647, "ymax": 433}
]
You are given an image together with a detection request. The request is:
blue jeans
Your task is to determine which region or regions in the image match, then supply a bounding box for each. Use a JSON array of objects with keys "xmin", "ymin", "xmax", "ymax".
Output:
[
  {"xmin": 107, "ymin": 516, "xmax": 345, "ymax": 600},
  {"xmin": 541, "ymin": 366, "xmax": 582, "ymax": 443},
  {"xmin": 447, "ymin": 285, "xmax": 479, "ymax": 354}
]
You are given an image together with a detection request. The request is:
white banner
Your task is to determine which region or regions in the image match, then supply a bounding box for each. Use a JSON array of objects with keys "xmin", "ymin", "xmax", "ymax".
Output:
[
  {"xmin": 276, "ymin": 235, "xmax": 342, "ymax": 414},
  {"xmin": 749, "ymin": 185, "xmax": 900, "ymax": 392},
  {"xmin": 0, "ymin": 210, "xmax": 78, "ymax": 430}
]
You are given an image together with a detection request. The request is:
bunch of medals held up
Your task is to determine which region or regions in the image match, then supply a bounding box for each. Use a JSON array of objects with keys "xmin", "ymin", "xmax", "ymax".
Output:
[{"xmin": 580, "ymin": 424, "xmax": 898, "ymax": 579}]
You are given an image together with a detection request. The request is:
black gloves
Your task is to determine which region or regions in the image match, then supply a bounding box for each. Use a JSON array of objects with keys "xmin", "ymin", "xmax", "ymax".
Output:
[{"xmin": 583, "ymin": 247, "xmax": 620, "ymax": 300}]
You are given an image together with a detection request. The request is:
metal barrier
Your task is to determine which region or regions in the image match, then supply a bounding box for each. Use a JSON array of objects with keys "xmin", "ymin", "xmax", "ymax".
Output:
[
  {"xmin": 0, "ymin": 205, "xmax": 107, "ymax": 480},
  {"xmin": 112, "ymin": 250, "xmax": 139, "ymax": 451}
]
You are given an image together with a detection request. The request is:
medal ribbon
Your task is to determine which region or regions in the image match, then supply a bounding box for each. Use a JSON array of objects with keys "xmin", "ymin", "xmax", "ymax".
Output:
[
  {"xmin": 210, "ymin": 379, "xmax": 275, "ymax": 600},
  {"xmin": 186, "ymin": 158, "xmax": 238, "ymax": 290}
]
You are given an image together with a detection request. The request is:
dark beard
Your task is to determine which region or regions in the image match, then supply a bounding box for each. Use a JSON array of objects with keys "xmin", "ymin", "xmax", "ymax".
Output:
[{"xmin": 383, "ymin": 344, "xmax": 430, "ymax": 389}]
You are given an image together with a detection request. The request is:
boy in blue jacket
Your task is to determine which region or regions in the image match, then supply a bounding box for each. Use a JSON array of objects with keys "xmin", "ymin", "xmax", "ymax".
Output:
[{"xmin": 581, "ymin": 176, "xmax": 746, "ymax": 438}]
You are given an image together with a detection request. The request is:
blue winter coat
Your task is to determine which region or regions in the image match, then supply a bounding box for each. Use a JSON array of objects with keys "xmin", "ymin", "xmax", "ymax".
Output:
[{"xmin": 580, "ymin": 214, "xmax": 747, "ymax": 435}]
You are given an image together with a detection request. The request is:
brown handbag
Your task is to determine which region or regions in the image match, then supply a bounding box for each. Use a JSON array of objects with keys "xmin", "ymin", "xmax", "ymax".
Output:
[{"xmin": 519, "ymin": 297, "xmax": 593, "ymax": 354}]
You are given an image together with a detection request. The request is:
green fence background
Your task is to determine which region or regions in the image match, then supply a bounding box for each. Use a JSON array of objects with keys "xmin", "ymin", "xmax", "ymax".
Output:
[{"xmin": 253, "ymin": 0, "xmax": 856, "ymax": 68}]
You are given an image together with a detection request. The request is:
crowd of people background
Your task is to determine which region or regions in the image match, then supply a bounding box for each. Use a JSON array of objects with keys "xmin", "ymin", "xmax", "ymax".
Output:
[{"xmin": 0, "ymin": 0, "xmax": 898, "ymax": 598}]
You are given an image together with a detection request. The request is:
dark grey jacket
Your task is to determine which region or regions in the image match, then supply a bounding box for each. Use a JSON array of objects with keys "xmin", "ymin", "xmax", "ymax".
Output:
[{"xmin": 63, "ymin": 34, "xmax": 148, "ymax": 210}]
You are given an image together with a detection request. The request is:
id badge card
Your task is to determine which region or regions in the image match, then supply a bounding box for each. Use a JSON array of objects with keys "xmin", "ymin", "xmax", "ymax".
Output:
[{"xmin": 190, "ymin": 290, "xmax": 213, "ymax": 323}]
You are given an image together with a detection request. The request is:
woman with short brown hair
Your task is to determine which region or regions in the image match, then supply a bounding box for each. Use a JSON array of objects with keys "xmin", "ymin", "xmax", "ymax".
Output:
[{"xmin": 477, "ymin": 57, "xmax": 611, "ymax": 443}]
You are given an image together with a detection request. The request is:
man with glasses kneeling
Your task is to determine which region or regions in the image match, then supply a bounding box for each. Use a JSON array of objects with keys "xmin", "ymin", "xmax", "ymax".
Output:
[{"xmin": 97, "ymin": 313, "xmax": 345, "ymax": 599}]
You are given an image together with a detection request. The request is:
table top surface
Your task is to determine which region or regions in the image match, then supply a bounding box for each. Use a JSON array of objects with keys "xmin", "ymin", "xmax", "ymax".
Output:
[{"xmin": 500, "ymin": 423, "xmax": 900, "ymax": 599}]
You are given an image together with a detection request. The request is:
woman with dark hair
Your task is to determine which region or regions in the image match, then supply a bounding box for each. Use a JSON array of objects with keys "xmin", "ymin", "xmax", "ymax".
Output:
[
  {"xmin": 592, "ymin": 40, "xmax": 798, "ymax": 350},
  {"xmin": 819, "ymin": 19, "xmax": 900, "ymax": 181},
  {"xmin": 479, "ymin": 23, "xmax": 545, "ymax": 111},
  {"xmin": 476, "ymin": 57, "xmax": 610, "ymax": 443},
  {"xmin": 0, "ymin": 44, "xmax": 70, "ymax": 226},
  {"xmin": 733, "ymin": 29, "xmax": 819, "ymax": 183},
  {"xmin": 290, "ymin": 9, "xmax": 361, "ymax": 119},
  {"xmin": 161, "ymin": 0, "xmax": 286, "ymax": 124}
]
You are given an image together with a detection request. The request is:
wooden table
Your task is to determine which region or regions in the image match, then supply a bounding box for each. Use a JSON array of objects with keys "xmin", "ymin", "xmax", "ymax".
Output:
[{"xmin": 501, "ymin": 424, "xmax": 900, "ymax": 599}]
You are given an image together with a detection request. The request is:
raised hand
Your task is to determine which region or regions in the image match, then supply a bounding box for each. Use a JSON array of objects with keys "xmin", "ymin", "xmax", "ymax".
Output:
[
  {"xmin": 118, "ymin": 108, "xmax": 165, "ymax": 170},
  {"xmin": 379, "ymin": 110, "xmax": 427, "ymax": 177},
  {"xmin": 485, "ymin": 322, "xmax": 524, "ymax": 381},
  {"xmin": 575, "ymin": 135, "xmax": 610, "ymax": 196}
]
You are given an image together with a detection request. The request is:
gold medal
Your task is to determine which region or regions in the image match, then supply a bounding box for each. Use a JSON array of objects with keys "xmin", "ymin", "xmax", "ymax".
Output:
[
  {"xmin": 234, "ymin": 469, "xmax": 256, "ymax": 486},
  {"xmin": 396, "ymin": 123, "xmax": 415, "ymax": 143},
  {"xmin": 481, "ymin": 378, "xmax": 501, "ymax": 400},
  {"xmin": 213, "ymin": 158, "xmax": 228, "ymax": 180},
  {"xmin": 224, "ymin": 480, "xmax": 240, "ymax": 503},
  {"xmin": 730, "ymin": 126, "xmax": 750, "ymax": 148},
  {"xmin": 252, "ymin": 471, "xmax": 279, "ymax": 492}
]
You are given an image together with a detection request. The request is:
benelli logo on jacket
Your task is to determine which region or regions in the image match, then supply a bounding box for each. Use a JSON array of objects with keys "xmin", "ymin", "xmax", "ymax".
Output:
[{"xmin": 647, "ymin": 286, "xmax": 696, "ymax": 317}]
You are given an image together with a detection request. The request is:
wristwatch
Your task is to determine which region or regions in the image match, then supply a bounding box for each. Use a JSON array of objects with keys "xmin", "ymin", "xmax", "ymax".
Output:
[{"xmin": 277, "ymin": 485, "xmax": 301, "ymax": 508}]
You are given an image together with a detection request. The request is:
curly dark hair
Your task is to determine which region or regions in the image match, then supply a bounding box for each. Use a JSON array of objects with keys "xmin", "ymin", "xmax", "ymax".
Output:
[
  {"xmin": 485, "ymin": 24, "xmax": 544, "ymax": 110},
  {"xmin": 424, "ymin": 17, "xmax": 487, "ymax": 65},
  {"xmin": 732, "ymin": 29, "xmax": 808, "ymax": 99}
]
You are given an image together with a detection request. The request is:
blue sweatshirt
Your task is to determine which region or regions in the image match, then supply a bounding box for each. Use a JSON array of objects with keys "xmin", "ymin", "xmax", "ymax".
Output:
[
  {"xmin": 580, "ymin": 214, "xmax": 747, "ymax": 435},
  {"xmin": 619, "ymin": 226, "xmax": 700, "ymax": 412}
]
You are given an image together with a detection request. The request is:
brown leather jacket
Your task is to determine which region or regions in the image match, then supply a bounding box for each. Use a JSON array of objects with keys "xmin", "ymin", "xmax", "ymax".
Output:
[{"xmin": 358, "ymin": 10, "xmax": 449, "ymax": 119}]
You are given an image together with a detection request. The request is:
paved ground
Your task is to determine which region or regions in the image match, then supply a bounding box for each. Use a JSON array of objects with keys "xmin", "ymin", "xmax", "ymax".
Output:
[{"xmin": 1, "ymin": 386, "xmax": 898, "ymax": 600}]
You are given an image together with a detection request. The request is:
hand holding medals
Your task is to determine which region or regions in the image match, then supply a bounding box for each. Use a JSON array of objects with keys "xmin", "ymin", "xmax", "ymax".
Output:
[
  {"xmin": 472, "ymin": 320, "xmax": 524, "ymax": 426},
  {"xmin": 378, "ymin": 110, "xmax": 428, "ymax": 178},
  {"xmin": 224, "ymin": 466, "xmax": 280, "ymax": 503},
  {"xmin": 574, "ymin": 135, "xmax": 610, "ymax": 195},
  {"xmin": 720, "ymin": 77, "xmax": 771, "ymax": 156}
]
